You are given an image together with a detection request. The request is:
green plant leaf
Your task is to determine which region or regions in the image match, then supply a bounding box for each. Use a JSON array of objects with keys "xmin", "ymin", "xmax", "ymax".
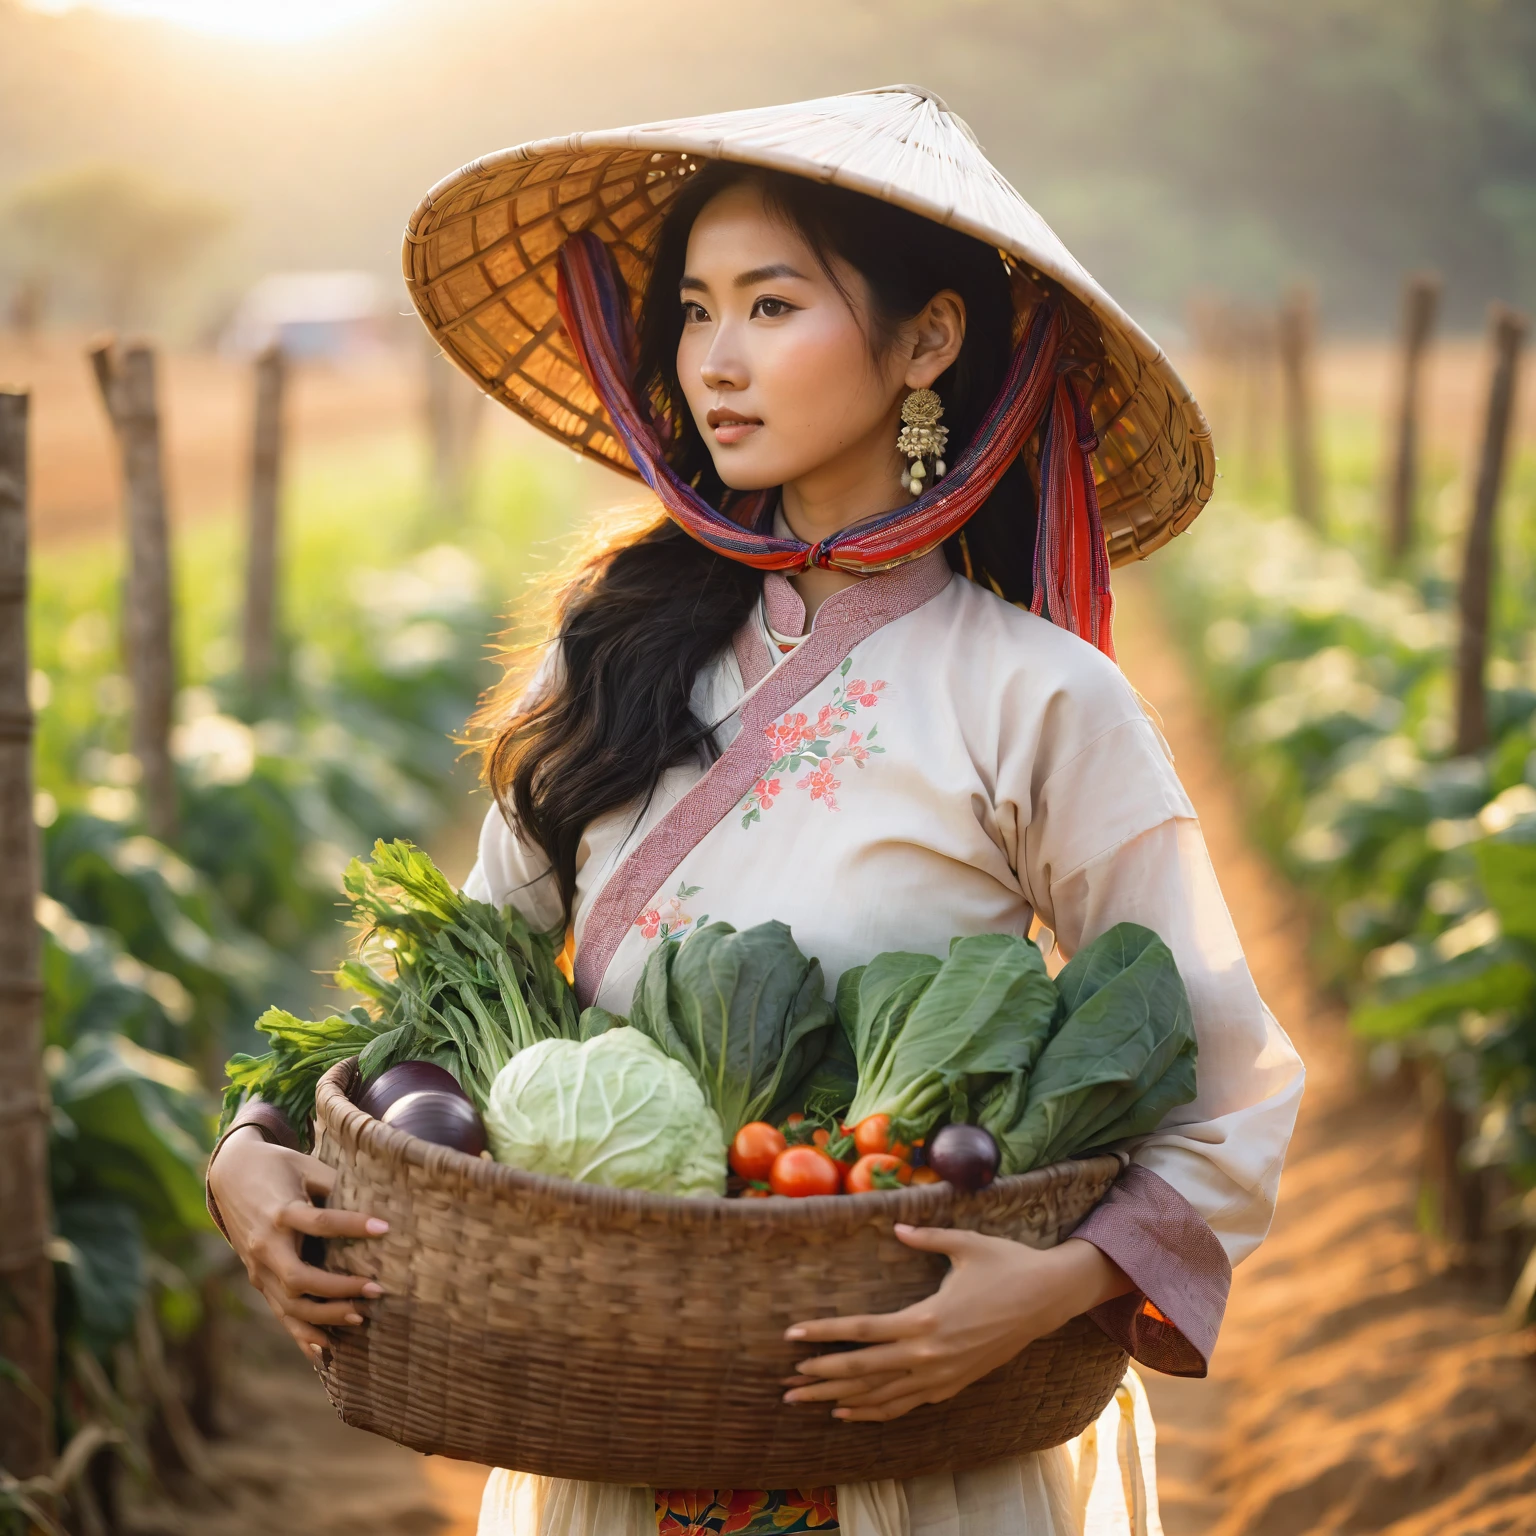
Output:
[
  {"xmin": 1476, "ymin": 823, "xmax": 1536, "ymax": 943},
  {"xmin": 627, "ymin": 920, "xmax": 835, "ymax": 1139},
  {"xmin": 988, "ymin": 924, "xmax": 1196, "ymax": 1173},
  {"xmin": 53, "ymin": 1195, "xmax": 146, "ymax": 1352},
  {"xmin": 842, "ymin": 934, "xmax": 1057, "ymax": 1137},
  {"xmin": 50, "ymin": 1033, "xmax": 213, "ymax": 1237},
  {"xmin": 1351, "ymin": 940, "xmax": 1536, "ymax": 1038}
]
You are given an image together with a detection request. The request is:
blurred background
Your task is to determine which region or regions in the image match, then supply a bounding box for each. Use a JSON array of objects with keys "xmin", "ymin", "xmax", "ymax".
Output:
[{"xmin": 1, "ymin": 2, "xmax": 1534, "ymax": 1534}]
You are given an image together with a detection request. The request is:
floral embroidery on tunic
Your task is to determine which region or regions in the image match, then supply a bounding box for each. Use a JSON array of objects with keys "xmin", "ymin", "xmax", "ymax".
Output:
[
  {"xmin": 740, "ymin": 660, "xmax": 886, "ymax": 827},
  {"xmin": 635, "ymin": 881, "xmax": 703, "ymax": 940},
  {"xmin": 654, "ymin": 1487, "xmax": 838, "ymax": 1534}
]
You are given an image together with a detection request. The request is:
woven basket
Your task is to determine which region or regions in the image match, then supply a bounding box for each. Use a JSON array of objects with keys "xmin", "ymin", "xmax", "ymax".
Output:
[{"xmin": 312, "ymin": 1058, "xmax": 1129, "ymax": 1487}]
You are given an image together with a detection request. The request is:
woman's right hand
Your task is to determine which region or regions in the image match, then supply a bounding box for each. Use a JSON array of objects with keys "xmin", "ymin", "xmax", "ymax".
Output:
[{"xmin": 208, "ymin": 1125, "xmax": 388, "ymax": 1361}]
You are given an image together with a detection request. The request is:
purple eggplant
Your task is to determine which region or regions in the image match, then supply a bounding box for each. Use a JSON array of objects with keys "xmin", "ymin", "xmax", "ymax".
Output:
[
  {"xmin": 381, "ymin": 1089, "xmax": 487, "ymax": 1157},
  {"xmin": 928, "ymin": 1124, "xmax": 1000, "ymax": 1192},
  {"xmin": 356, "ymin": 1060, "xmax": 465, "ymax": 1121}
]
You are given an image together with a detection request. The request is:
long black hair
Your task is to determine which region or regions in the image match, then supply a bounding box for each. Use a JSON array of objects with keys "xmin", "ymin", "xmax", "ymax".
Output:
[{"xmin": 482, "ymin": 163, "xmax": 1039, "ymax": 924}]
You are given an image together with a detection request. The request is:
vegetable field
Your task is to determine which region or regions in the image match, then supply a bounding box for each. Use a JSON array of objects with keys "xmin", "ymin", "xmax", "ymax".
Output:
[
  {"xmin": 1162, "ymin": 313, "xmax": 1536, "ymax": 1302},
  {"xmin": 3, "ymin": 392, "xmax": 585, "ymax": 1532}
]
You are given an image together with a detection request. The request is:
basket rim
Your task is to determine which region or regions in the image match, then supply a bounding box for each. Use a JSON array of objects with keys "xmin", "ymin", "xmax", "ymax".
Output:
[{"xmin": 316, "ymin": 1057, "xmax": 1123, "ymax": 1231}]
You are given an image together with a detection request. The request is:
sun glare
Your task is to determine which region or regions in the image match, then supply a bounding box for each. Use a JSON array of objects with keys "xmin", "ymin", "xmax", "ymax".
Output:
[{"xmin": 23, "ymin": 0, "xmax": 397, "ymax": 42}]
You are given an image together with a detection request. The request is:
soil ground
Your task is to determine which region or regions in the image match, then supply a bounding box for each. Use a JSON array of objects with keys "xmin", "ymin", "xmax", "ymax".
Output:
[{"xmin": 1115, "ymin": 569, "xmax": 1536, "ymax": 1536}]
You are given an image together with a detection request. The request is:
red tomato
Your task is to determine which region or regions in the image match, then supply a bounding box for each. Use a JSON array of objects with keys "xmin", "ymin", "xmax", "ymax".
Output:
[
  {"xmin": 784, "ymin": 1113, "xmax": 806, "ymax": 1128},
  {"xmin": 853, "ymin": 1114, "xmax": 911, "ymax": 1162},
  {"xmin": 769, "ymin": 1146, "xmax": 843, "ymax": 1198},
  {"xmin": 910, "ymin": 1166, "xmax": 942, "ymax": 1186},
  {"xmin": 845, "ymin": 1153, "xmax": 914, "ymax": 1194},
  {"xmin": 730, "ymin": 1121, "xmax": 788, "ymax": 1182},
  {"xmin": 739, "ymin": 1186, "xmax": 771, "ymax": 1200}
]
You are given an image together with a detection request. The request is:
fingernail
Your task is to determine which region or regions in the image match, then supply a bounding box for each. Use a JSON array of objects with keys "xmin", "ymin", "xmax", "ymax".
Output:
[
  {"xmin": 365, "ymin": 1218, "xmax": 390, "ymax": 1236},
  {"xmin": 833, "ymin": 1409, "xmax": 850, "ymax": 1420},
  {"xmin": 362, "ymin": 1282, "xmax": 384, "ymax": 1298},
  {"xmin": 784, "ymin": 1326, "xmax": 806, "ymax": 1340},
  {"xmin": 309, "ymin": 1343, "xmax": 323, "ymax": 1358},
  {"xmin": 894, "ymin": 1223, "xmax": 913, "ymax": 1234},
  {"xmin": 345, "ymin": 1312, "xmax": 364, "ymax": 1325},
  {"xmin": 782, "ymin": 1391, "xmax": 800, "ymax": 1404}
]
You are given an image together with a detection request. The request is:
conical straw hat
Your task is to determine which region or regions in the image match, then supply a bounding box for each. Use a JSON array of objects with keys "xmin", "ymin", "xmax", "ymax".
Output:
[{"xmin": 403, "ymin": 84, "xmax": 1213, "ymax": 565}]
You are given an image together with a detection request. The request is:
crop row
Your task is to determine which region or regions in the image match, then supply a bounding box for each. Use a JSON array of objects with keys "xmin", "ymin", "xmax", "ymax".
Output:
[
  {"xmin": 8, "ymin": 440, "xmax": 572, "ymax": 1529},
  {"xmin": 1154, "ymin": 502, "xmax": 1536, "ymax": 1300}
]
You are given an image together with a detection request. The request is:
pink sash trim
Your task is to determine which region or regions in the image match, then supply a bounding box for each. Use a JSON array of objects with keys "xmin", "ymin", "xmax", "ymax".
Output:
[{"xmin": 573, "ymin": 551, "xmax": 954, "ymax": 1006}]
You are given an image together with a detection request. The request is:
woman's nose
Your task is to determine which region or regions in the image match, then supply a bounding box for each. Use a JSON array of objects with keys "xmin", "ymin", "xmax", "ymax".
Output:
[{"xmin": 700, "ymin": 328, "xmax": 747, "ymax": 393}]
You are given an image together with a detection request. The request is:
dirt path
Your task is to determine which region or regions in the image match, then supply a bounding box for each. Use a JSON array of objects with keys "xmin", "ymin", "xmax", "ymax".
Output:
[
  {"xmin": 1114, "ymin": 567, "xmax": 1536, "ymax": 1536},
  {"xmin": 125, "ymin": 568, "xmax": 1536, "ymax": 1536}
]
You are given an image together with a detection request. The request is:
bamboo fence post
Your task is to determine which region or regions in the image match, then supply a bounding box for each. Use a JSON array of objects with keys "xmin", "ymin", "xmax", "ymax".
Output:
[
  {"xmin": 242, "ymin": 343, "xmax": 285, "ymax": 692},
  {"xmin": 1385, "ymin": 273, "xmax": 1441, "ymax": 566},
  {"xmin": 425, "ymin": 339, "xmax": 485, "ymax": 518},
  {"xmin": 1238, "ymin": 306, "xmax": 1276, "ymax": 496},
  {"xmin": 90, "ymin": 342, "xmax": 177, "ymax": 842},
  {"xmin": 1278, "ymin": 284, "xmax": 1323, "ymax": 527},
  {"xmin": 1454, "ymin": 304, "xmax": 1528, "ymax": 756},
  {"xmin": 0, "ymin": 388, "xmax": 54, "ymax": 1483}
]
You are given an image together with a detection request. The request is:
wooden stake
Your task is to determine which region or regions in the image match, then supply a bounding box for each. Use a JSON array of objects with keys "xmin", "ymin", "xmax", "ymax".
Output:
[
  {"xmin": 1385, "ymin": 273, "xmax": 1441, "ymax": 565},
  {"xmin": 425, "ymin": 340, "xmax": 485, "ymax": 517},
  {"xmin": 1238, "ymin": 306, "xmax": 1276, "ymax": 496},
  {"xmin": 1455, "ymin": 304, "xmax": 1528, "ymax": 756},
  {"xmin": 1278, "ymin": 284, "xmax": 1323, "ymax": 526},
  {"xmin": 90, "ymin": 342, "xmax": 178, "ymax": 842},
  {"xmin": 0, "ymin": 388, "xmax": 55, "ymax": 1481},
  {"xmin": 242, "ymin": 344, "xmax": 285, "ymax": 691}
]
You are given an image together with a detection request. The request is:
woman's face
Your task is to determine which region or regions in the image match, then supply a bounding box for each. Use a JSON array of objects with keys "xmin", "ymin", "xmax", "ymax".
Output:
[{"xmin": 674, "ymin": 183, "xmax": 943, "ymax": 502}]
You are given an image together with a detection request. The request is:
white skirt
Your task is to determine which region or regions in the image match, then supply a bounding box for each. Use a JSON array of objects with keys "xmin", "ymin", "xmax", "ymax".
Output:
[{"xmin": 476, "ymin": 1368, "xmax": 1163, "ymax": 1536}]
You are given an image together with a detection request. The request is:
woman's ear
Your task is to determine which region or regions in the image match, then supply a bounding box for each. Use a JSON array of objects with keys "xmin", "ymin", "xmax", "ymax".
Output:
[{"xmin": 904, "ymin": 291, "xmax": 967, "ymax": 389}]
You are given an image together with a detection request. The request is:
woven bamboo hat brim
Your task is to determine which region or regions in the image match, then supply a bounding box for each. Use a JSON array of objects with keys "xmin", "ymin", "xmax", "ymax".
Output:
[{"xmin": 404, "ymin": 84, "xmax": 1214, "ymax": 565}]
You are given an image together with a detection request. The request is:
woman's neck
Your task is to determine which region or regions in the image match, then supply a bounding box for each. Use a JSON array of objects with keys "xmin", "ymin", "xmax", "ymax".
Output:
[{"xmin": 780, "ymin": 427, "xmax": 906, "ymax": 623}]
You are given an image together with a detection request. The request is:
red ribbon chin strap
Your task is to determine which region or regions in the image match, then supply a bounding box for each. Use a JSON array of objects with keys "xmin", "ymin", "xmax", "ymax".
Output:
[
  {"xmin": 1032, "ymin": 373, "xmax": 1116, "ymax": 660},
  {"xmin": 556, "ymin": 229, "xmax": 1114, "ymax": 657}
]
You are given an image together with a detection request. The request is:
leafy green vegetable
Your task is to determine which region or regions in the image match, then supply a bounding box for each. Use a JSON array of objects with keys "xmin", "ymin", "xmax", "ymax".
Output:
[
  {"xmin": 484, "ymin": 1029, "xmax": 726, "ymax": 1196},
  {"xmin": 627, "ymin": 921, "xmax": 834, "ymax": 1139},
  {"xmin": 771, "ymin": 1018, "xmax": 859, "ymax": 1127},
  {"xmin": 985, "ymin": 923, "xmax": 1196, "ymax": 1174},
  {"xmin": 222, "ymin": 840, "xmax": 579, "ymax": 1142},
  {"xmin": 839, "ymin": 933, "xmax": 1059, "ymax": 1140},
  {"xmin": 223, "ymin": 1004, "xmax": 391, "ymax": 1134}
]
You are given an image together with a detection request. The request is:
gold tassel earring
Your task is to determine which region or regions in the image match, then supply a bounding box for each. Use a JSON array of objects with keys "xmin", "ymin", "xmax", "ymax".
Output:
[{"xmin": 897, "ymin": 387, "xmax": 948, "ymax": 497}]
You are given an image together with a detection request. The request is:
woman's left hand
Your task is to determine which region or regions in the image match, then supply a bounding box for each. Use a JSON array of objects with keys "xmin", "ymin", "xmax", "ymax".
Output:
[{"xmin": 781, "ymin": 1227, "xmax": 1131, "ymax": 1424}]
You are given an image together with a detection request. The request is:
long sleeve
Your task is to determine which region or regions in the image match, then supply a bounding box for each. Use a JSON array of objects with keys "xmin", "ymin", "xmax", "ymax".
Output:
[
  {"xmin": 1038, "ymin": 816, "xmax": 1305, "ymax": 1373},
  {"xmin": 461, "ymin": 799, "xmax": 565, "ymax": 931}
]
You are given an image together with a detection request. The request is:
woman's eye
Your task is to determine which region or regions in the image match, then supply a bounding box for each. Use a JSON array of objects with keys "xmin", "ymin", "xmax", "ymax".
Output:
[
  {"xmin": 681, "ymin": 301, "xmax": 709, "ymax": 324},
  {"xmin": 752, "ymin": 296, "xmax": 795, "ymax": 319}
]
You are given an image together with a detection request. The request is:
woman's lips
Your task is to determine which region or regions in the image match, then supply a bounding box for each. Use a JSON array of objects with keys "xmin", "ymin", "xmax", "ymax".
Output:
[{"xmin": 706, "ymin": 408, "xmax": 761, "ymax": 445}]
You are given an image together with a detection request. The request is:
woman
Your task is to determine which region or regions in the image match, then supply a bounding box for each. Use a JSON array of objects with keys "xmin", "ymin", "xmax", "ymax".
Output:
[{"xmin": 208, "ymin": 87, "xmax": 1303, "ymax": 1535}]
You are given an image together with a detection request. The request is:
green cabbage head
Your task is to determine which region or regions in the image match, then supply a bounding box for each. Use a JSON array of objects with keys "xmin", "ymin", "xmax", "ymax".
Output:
[{"xmin": 484, "ymin": 1028, "xmax": 726, "ymax": 1197}]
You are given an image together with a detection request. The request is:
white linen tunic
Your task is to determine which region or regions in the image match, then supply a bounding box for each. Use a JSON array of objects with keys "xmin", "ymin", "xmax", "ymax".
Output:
[{"xmin": 463, "ymin": 550, "xmax": 1305, "ymax": 1535}]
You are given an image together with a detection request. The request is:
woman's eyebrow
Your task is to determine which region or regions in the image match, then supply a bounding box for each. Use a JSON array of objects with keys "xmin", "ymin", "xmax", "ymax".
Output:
[
  {"xmin": 733, "ymin": 262, "xmax": 810, "ymax": 288},
  {"xmin": 678, "ymin": 262, "xmax": 809, "ymax": 295}
]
